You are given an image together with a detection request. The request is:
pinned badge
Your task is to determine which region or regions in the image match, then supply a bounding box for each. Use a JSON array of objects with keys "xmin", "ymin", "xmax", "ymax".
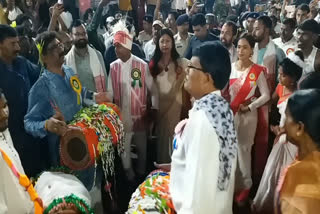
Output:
[
  {"xmin": 70, "ymin": 76, "xmax": 82, "ymax": 105},
  {"xmin": 131, "ymin": 68, "xmax": 142, "ymax": 88}
]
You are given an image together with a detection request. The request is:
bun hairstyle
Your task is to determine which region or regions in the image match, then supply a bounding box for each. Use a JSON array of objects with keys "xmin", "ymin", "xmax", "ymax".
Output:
[
  {"xmin": 287, "ymin": 89, "xmax": 320, "ymax": 145},
  {"xmin": 279, "ymin": 50, "xmax": 304, "ymax": 83}
]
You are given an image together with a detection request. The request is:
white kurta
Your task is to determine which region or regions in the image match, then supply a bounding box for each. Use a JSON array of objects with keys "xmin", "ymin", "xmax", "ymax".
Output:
[
  {"xmin": 0, "ymin": 129, "xmax": 34, "ymax": 214},
  {"xmin": 170, "ymin": 91, "xmax": 237, "ymax": 214},
  {"xmin": 108, "ymin": 54, "xmax": 159, "ymax": 173},
  {"xmin": 273, "ymin": 36, "xmax": 298, "ymax": 56}
]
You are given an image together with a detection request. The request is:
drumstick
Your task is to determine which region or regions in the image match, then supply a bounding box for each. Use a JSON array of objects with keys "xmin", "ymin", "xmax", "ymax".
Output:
[{"xmin": 49, "ymin": 99, "xmax": 65, "ymax": 121}]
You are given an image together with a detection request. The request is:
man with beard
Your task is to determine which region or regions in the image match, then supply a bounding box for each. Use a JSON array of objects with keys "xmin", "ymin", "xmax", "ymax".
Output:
[
  {"xmin": 296, "ymin": 19, "xmax": 320, "ymax": 74},
  {"xmin": 273, "ymin": 18, "xmax": 298, "ymax": 56},
  {"xmin": 252, "ymin": 15, "xmax": 285, "ymax": 92},
  {"xmin": 220, "ymin": 21, "xmax": 238, "ymax": 63},
  {"xmin": 0, "ymin": 24, "xmax": 49, "ymax": 177},
  {"xmin": 65, "ymin": 19, "xmax": 107, "ymax": 93},
  {"xmin": 174, "ymin": 14, "xmax": 193, "ymax": 57}
]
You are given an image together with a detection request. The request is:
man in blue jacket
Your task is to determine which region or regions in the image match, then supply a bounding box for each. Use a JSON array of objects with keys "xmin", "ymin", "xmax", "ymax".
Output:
[{"xmin": 0, "ymin": 24, "xmax": 49, "ymax": 177}]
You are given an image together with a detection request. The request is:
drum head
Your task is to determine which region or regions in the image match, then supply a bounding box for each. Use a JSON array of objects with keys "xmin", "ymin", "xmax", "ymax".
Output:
[{"xmin": 60, "ymin": 127, "xmax": 91, "ymax": 170}]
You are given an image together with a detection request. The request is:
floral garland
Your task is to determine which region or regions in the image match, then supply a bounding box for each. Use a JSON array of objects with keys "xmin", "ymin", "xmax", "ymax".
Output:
[
  {"xmin": 70, "ymin": 104, "xmax": 125, "ymax": 178},
  {"xmin": 44, "ymin": 194, "xmax": 94, "ymax": 214},
  {"xmin": 128, "ymin": 171, "xmax": 175, "ymax": 214}
]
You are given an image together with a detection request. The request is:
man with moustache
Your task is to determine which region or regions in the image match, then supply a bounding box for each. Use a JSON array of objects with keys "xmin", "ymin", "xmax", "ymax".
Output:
[
  {"xmin": 252, "ymin": 15, "xmax": 285, "ymax": 92},
  {"xmin": 0, "ymin": 24, "xmax": 48, "ymax": 178},
  {"xmin": 65, "ymin": 19, "xmax": 107, "ymax": 93},
  {"xmin": 296, "ymin": 19, "xmax": 320, "ymax": 74},
  {"xmin": 273, "ymin": 18, "xmax": 298, "ymax": 56},
  {"xmin": 220, "ymin": 21, "xmax": 238, "ymax": 63}
]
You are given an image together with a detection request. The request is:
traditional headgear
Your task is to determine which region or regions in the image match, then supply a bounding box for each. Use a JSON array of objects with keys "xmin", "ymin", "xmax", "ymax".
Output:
[
  {"xmin": 35, "ymin": 172, "xmax": 93, "ymax": 213},
  {"xmin": 287, "ymin": 52, "xmax": 305, "ymax": 69},
  {"xmin": 176, "ymin": 14, "xmax": 189, "ymax": 26},
  {"xmin": 112, "ymin": 19, "xmax": 133, "ymax": 50}
]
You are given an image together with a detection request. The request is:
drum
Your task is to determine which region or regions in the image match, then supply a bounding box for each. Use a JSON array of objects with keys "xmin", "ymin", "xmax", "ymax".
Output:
[
  {"xmin": 60, "ymin": 103, "xmax": 124, "ymax": 177},
  {"xmin": 127, "ymin": 170, "xmax": 175, "ymax": 214}
]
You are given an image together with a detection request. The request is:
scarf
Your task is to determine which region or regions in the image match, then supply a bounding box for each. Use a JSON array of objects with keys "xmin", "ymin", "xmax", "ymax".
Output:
[
  {"xmin": 253, "ymin": 38, "xmax": 277, "ymax": 92},
  {"xmin": 194, "ymin": 92, "xmax": 238, "ymax": 191},
  {"xmin": 65, "ymin": 45, "xmax": 106, "ymax": 92}
]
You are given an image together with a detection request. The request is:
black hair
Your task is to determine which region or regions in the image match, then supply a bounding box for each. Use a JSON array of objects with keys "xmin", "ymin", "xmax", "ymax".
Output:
[
  {"xmin": 169, "ymin": 11, "xmax": 178, "ymax": 20},
  {"xmin": 83, "ymin": 8, "xmax": 94, "ymax": 22},
  {"xmin": 239, "ymin": 32, "xmax": 255, "ymax": 49},
  {"xmin": 16, "ymin": 14, "xmax": 32, "ymax": 26},
  {"xmin": 280, "ymin": 51, "xmax": 304, "ymax": 83},
  {"xmin": 150, "ymin": 28, "xmax": 180, "ymax": 77},
  {"xmin": 299, "ymin": 72, "xmax": 320, "ymax": 90},
  {"xmin": 283, "ymin": 18, "xmax": 296, "ymax": 29},
  {"xmin": 287, "ymin": 89, "xmax": 320, "ymax": 144},
  {"xmin": 257, "ymin": 15, "xmax": 273, "ymax": 29},
  {"xmin": 298, "ymin": 19, "xmax": 320, "ymax": 34},
  {"xmin": 0, "ymin": 24, "xmax": 17, "ymax": 43},
  {"xmin": 71, "ymin": 19, "xmax": 85, "ymax": 30},
  {"xmin": 297, "ymin": 3, "xmax": 310, "ymax": 14},
  {"xmin": 192, "ymin": 41, "xmax": 231, "ymax": 90},
  {"xmin": 191, "ymin": 13, "xmax": 206, "ymax": 27},
  {"xmin": 225, "ymin": 21, "xmax": 238, "ymax": 36},
  {"xmin": 35, "ymin": 31, "xmax": 57, "ymax": 56}
]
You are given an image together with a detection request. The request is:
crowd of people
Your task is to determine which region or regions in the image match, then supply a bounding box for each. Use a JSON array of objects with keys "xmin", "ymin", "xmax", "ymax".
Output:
[{"xmin": 1, "ymin": 0, "xmax": 320, "ymax": 213}]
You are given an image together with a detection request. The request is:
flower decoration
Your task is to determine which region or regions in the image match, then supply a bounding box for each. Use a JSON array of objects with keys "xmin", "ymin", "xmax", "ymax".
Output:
[{"xmin": 36, "ymin": 40, "xmax": 45, "ymax": 65}]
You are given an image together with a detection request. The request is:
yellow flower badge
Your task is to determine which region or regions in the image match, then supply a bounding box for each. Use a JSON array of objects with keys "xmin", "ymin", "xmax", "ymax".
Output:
[{"xmin": 70, "ymin": 76, "xmax": 82, "ymax": 105}]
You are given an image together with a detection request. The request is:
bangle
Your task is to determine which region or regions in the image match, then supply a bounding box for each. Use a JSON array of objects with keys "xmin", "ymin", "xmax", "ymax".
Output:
[{"xmin": 44, "ymin": 120, "xmax": 48, "ymax": 131}]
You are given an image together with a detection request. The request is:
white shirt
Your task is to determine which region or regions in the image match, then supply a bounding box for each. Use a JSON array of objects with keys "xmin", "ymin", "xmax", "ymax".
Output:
[
  {"xmin": 170, "ymin": 91, "xmax": 236, "ymax": 214},
  {"xmin": 144, "ymin": 39, "xmax": 156, "ymax": 61},
  {"xmin": 171, "ymin": 0, "xmax": 187, "ymax": 10},
  {"xmin": 273, "ymin": 36, "xmax": 298, "ymax": 56},
  {"xmin": 229, "ymin": 45, "xmax": 238, "ymax": 63},
  {"xmin": 5, "ymin": 7, "xmax": 22, "ymax": 21},
  {"xmin": 0, "ymin": 129, "xmax": 34, "ymax": 214},
  {"xmin": 174, "ymin": 32, "xmax": 193, "ymax": 57}
]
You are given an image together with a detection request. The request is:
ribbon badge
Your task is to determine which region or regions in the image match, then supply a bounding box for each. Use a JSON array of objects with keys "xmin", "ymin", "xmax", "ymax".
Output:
[
  {"xmin": 70, "ymin": 76, "xmax": 82, "ymax": 105},
  {"xmin": 249, "ymin": 73, "xmax": 256, "ymax": 87},
  {"xmin": 131, "ymin": 68, "xmax": 142, "ymax": 88}
]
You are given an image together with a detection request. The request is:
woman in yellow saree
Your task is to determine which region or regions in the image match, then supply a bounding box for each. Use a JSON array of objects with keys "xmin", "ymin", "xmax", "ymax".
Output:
[{"xmin": 275, "ymin": 89, "xmax": 320, "ymax": 214}]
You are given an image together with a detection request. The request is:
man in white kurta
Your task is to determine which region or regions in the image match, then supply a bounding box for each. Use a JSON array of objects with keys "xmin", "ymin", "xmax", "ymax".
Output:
[
  {"xmin": 272, "ymin": 19, "xmax": 298, "ymax": 56},
  {"xmin": 170, "ymin": 91, "xmax": 237, "ymax": 213},
  {"xmin": 0, "ymin": 92, "xmax": 34, "ymax": 213},
  {"xmin": 108, "ymin": 23, "xmax": 159, "ymax": 178}
]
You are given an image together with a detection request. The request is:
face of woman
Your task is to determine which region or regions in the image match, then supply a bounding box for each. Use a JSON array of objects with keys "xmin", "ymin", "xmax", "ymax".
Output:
[
  {"xmin": 279, "ymin": 66, "xmax": 294, "ymax": 87},
  {"xmin": 159, "ymin": 34, "xmax": 173, "ymax": 54},
  {"xmin": 25, "ymin": 0, "xmax": 33, "ymax": 7},
  {"xmin": 184, "ymin": 56, "xmax": 208, "ymax": 99},
  {"xmin": 237, "ymin": 38, "xmax": 253, "ymax": 61}
]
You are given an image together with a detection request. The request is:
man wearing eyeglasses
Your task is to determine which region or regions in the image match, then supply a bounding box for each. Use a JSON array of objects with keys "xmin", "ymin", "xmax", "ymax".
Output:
[{"xmin": 65, "ymin": 19, "xmax": 108, "ymax": 93}]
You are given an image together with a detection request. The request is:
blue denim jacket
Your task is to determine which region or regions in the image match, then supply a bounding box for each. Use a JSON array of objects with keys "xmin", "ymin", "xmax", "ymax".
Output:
[{"xmin": 24, "ymin": 65, "xmax": 93, "ymax": 166}]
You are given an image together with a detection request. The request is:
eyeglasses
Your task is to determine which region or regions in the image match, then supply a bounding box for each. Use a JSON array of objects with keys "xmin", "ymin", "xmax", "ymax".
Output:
[
  {"xmin": 187, "ymin": 64, "xmax": 203, "ymax": 71},
  {"xmin": 48, "ymin": 42, "xmax": 64, "ymax": 51}
]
